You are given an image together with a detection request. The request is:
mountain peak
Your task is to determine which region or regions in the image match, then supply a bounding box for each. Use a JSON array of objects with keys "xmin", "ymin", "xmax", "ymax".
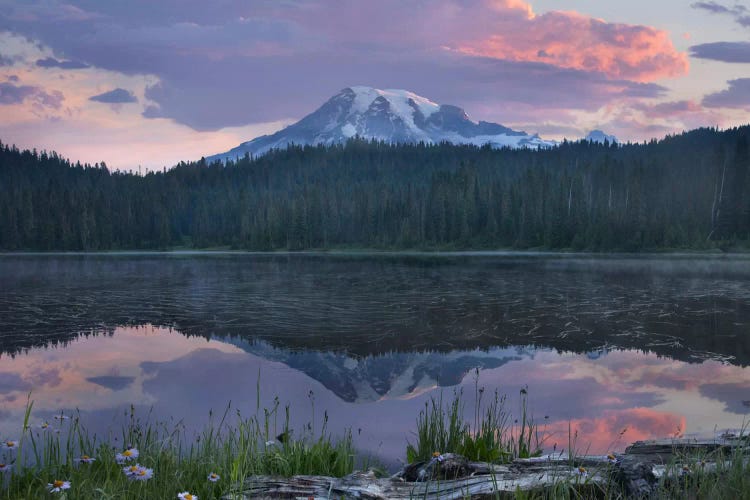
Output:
[
  {"xmin": 585, "ymin": 129, "xmax": 618, "ymax": 144},
  {"xmin": 206, "ymin": 87, "xmax": 557, "ymax": 162}
]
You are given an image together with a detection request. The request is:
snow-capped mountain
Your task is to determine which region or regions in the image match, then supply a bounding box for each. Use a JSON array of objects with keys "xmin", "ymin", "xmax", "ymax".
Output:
[
  {"xmin": 220, "ymin": 337, "xmax": 537, "ymax": 403},
  {"xmin": 585, "ymin": 130, "xmax": 618, "ymax": 144},
  {"xmin": 206, "ymin": 86, "xmax": 557, "ymax": 162}
]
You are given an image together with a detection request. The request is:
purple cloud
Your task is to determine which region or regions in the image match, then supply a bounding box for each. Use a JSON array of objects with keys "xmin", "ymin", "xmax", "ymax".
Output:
[
  {"xmin": 0, "ymin": 0, "xmax": 676, "ymax": 131},
  {"xmin": 0, "ymin": 372, "xmax": 31, "ymax": 394},
  {"xmin": 0, "ymin": 81, "xmax": 64, "ymax": 108},
  {"xmin": 691, "ymin": 1, "xmax": 734, "ymax": 14},
  {"xmin": 691, "ymin": 1, "xmax": 750, "ymax": 27},
  {"xmin": 702, "ymin": 78, "xmax": 750, "ymax": 108},
  {"xmin": 89, "ymin": 88, "xmax": 137, "ymax": 103},
  {"xmin": 36, "ymin": 57, "xmax": 90, "ymax": 69},
  {"xmin": 138, "ymin": 52, "xmax": 666, "ymax": 131},
  {"xmin": 690, "ymin": 41, "xmax": 750, "ymax": 63}
]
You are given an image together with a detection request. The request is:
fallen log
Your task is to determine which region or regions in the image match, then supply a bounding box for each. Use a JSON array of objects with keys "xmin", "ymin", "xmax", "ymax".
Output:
[{"xmin": 226, "ymin": 437, "xmax": 749, "ymax": 499}]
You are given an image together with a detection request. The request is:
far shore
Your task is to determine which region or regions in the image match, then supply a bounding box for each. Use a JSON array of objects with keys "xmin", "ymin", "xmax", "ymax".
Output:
[{"xmin": 2, "ymin": 247, "xmax": 749, "ymax": 257}]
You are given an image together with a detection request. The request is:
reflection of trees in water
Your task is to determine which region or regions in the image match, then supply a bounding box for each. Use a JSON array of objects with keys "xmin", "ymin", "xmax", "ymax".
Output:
[{"xmin": 1, "ymin": 255, "xmax": 749, "ymax": 366}]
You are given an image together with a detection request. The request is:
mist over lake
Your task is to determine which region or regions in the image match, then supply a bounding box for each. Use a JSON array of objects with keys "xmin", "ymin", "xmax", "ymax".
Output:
[{"xmin": 2, "ymin": 252, "xmax": 748, "ymax": 465}]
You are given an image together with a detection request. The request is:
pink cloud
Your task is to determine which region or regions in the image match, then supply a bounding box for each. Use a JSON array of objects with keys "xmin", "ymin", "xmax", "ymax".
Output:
[
  {"xmin": 545, "ymin": 408, "xmax": 686, "ymax": 453},
  {"xmin": 451, "ymin": 5, "xmax": 689, "ymax": 82}
]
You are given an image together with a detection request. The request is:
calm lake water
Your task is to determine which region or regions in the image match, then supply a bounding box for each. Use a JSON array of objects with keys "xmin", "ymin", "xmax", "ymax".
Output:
[{"xmin": 1, "ymin": 253, "xmax": 749, "ymax": 466}]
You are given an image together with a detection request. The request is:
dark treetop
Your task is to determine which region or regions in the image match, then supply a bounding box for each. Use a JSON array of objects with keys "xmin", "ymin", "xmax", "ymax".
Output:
[{"xmin": 0, "ymin": 126, "xmax": 748, "ymax": 252}]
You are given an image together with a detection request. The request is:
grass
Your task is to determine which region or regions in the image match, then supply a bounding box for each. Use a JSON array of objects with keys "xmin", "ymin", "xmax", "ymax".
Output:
[
  {"xmin": 403, "ymin": 374, "xmax": 750, "ymax": 499},
  {"xmin": 406, "ymin": 371, "xmax": 543, "ymax": 464},
  {"xmin": 2, "ymin": 379, "xmax": 749, "ymax": 499},
  {"xmin": 0, "ymin": 392, "xmax": 357, "ymax": 499}
]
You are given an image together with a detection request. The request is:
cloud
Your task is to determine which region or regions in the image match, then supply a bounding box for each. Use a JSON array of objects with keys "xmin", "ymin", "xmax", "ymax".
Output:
[
  {"xmin": 0, "ymin": 372, "xmax": 31, "ymax": 394},
  {"xmin": 452, "ymin": 9, "xmax": 689, "ymax": 82},
  {"xmin": 699, "ymin": 382, "xmax": 750, "ymax": 414},
  {"xmin": 702, "ymin": 78, "xmax": 750, "ymax": 109},
  {"xmin": 0, "ymin": 80, "xmax": 64, "ymax": 108},
  {"xmin": 85, "ymin": 375, "xmax": 135, "ymax": 391},
  {"xmin": 0, "ymin": 53, "xmax": 15, "ymax": 66},
  {"xmin": 26, "ymin": 367, "xmax": 62, "ymax": 388},
  {"xmin": 691, "ymin": 1, "xmax": 750, "ymax": 27},
  {"xmin": 36, "ymin": 56, "xmax": 89, "ymax": 69},
  {"xmin": 689, "ymin": 41, "xmax": 750, "ymax": 63},
  {"xmin": 89, "ymin": 88, "xmax": 137, "ymax": 104},
  {"xmin": 692, "ymin": 1, "xmax": 734, "ymax": 14},
  {"xmin": 0, "ymin": 0, "xmax": 686, "ymax": 132}
]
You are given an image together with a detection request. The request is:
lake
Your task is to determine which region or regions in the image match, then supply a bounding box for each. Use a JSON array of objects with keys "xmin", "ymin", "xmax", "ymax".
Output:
[{"xmin": 1, "ymin": 252, "xmax": 749, "ymax": 467}]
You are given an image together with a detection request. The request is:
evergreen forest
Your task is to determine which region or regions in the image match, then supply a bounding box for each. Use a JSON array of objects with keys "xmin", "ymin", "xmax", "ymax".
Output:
[{"xmin": 1, "ymin": 125, "xmax": 749, "ymax": 252}]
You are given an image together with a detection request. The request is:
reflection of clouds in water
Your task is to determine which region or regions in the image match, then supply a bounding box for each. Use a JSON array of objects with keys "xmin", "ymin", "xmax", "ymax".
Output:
[
  {"xmin": 0, "ymin": 326, "xmax": 749, "ymax": 460},
  {"xmin": 0, "ymin": 372, "xmax": 31, "ymax": 394},
  {"xmin": 86, "ymin": 376, "xmax": 135, "ymax": 391},
  {"xmin": 699, "ymin": 383, "xmax": 750, "ymax": 415},
  {"xmin": 544, "ymin": 408, "xmax": 686, "ymax": 453},
  {"xmin": 26, "ymin": 367, "xmax": 62, "ymax": 388}
]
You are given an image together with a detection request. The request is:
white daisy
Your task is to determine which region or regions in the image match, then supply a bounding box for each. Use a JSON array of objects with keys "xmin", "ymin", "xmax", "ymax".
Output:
[
  {"xmin": 47, "ymin": 480, "xmax": 71, "ymax": 492},
  {"xmin": 177, "ymin": 492, "xmax": 198, "ymax": 500},
  {"xmin": 115, "ymin": 447, "xmax": 139, "ymax": 463},
  {"xmin": 207, "ymin": 471, "xmax": 220, "ymax": 482},
  {"xmin": 76, "ymin": 455, "xmax": 96, "ymax": 464},
  {"xmin": 130, "ymin": 466, "xmax": 153, "ymax": 481},
  {"xmin": 2, "ymin": 440, "xmax": 18, "ymax": 451},
  {"xmin": 123, "ymin": 464, "xmax": 142, "ymax": 477}
]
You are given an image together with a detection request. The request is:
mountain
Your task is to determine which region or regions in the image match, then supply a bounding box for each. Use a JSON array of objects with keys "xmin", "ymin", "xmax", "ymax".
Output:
[
  {"xmin": 585, "ymin": 129, "xmax": 618, "ymax": 144},
  {"xmin": 206, "ymin": 86, "xmax": 557, "ymax": 162},
  {"xmin": 221, "ymin": 337, "xmax": 534, "ymax": 403}
]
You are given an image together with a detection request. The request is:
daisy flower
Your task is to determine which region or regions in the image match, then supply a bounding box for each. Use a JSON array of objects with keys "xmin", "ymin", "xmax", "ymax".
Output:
[
  {"xmin": 131, "ymin": 466, "xmax": 153, "ymax": 481},
  {"xmin": 123, "ymin": 464, "xmax": 142, "ymax": 477},
  {"xmin": 432, "ymin": 451, "xmax": 445, "ymax": 462},
  {"xmin": 607, "ymin": 453, "xmax": 618, "ymax": 464},
  {"xmin": 207, "ymin": 471, "xmax": 220, "ymax": 482},
  {"xmin": 115, "ymin": 447, "xmax": 139, "ymax": 463},
  {"xmin": 47, "ymin": 480, "xmax": 71, "ymax": 492},
  {"xmin": 0, "ymin": 463, "xmax": 12, "ymax": 473},
  {"xmin": 178, "ymin": 492, "xmax": 198, "ymax": 500},
  {"xmin": 76, "ymin": 455, "xmax": 96, "ymax": 464},
  {"xmin": 39, "ymin": 422, "xmax": 51, "ymax": 431},
  {"xmin": 577, "ymin": 466, "xmax": 587, "ymax": 477},
  {"xmin": 2, "ymin": 440, "xmax": 18, "ymax": 451}
]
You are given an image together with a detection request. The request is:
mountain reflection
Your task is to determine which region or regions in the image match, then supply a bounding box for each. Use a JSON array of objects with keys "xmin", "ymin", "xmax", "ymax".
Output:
[
  {"xmin": 2, "ymin": 254, "xmax": 749, "ymax": 462},
  {"xmin": 0, "ymin": 325, "xmax": 748, "ymax": 461},
  {"xmin": 1, "ymin": 253, "xmax": 749, "ymax": 364}
]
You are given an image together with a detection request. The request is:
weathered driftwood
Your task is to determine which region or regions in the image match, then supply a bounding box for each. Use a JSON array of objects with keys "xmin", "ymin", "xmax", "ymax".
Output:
[
  {"xmin": 617, "ymin": 436, "xmax": 750, "ymax": 496},
  {"xmin": 226, "ymin": 437, "xmax": 749, "ymax": 499}
]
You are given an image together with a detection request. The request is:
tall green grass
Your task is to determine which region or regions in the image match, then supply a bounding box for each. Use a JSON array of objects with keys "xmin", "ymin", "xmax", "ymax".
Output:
[
  {"xmin": 406, "ymin": 372, "xmax": 542, "ymax": 463},
  {"xmin": 0, "ymin": 393, "xmax": 356, "ymax": 499}
]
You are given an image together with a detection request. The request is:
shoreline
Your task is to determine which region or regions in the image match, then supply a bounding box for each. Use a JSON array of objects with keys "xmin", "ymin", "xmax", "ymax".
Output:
[{"xmin": 1, "ymin": 248, "xmax": 749, "ymax": 257}]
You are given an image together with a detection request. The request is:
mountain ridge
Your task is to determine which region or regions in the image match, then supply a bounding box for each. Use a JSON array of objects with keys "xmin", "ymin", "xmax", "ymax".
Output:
[{"xmin": 206, "ymin": 86, "xmax": 558, "ymax": 162}]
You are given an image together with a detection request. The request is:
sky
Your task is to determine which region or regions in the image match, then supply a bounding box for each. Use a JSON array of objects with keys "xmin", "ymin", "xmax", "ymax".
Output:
[{"xmin": 0, "ymin": 0, "xmax": 749, "ymax": 170}]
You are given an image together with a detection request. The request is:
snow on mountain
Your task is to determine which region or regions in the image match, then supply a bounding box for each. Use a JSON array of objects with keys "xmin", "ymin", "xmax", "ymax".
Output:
[
  {"xmin": 220, "ymin": 337, "xmax": 537, "ymax": 403},
  {"xmin": 585, "ymin": 130, "xmax": 618, "ymax": 144},
  {"xmin": 206, "ymin": 86, "xmax": 557, "ymax": 163}
]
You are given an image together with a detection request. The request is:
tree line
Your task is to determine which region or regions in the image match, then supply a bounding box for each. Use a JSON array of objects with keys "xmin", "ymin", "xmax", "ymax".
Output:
[{"xmin": 1, "ymin": 126, "xmax": 749, "ymax": 252}]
